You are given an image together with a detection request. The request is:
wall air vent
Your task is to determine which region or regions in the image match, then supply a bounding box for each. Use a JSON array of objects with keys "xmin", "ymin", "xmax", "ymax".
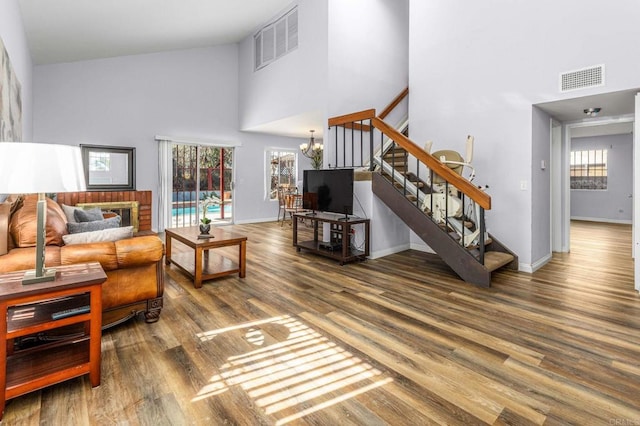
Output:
[
  {"xmin": 560, "ymin": 64, "xmax": 605, "ymax": 92},
  {"xmin": 254, "ymin": 6, "xmax": 298, "ymax": 71}
]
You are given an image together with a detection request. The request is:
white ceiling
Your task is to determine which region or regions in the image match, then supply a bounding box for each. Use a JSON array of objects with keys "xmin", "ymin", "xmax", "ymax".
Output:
[
  {"xmin": 18, "ymin": 0, "xmax": 293, "ymax": 65},
  {"xmin": 536, "ymin": 88, "xmax": 638, "ymax": 137},
  {"xmin": 17, "ymin": 1, "xmax": 637, "ymax": 140}
]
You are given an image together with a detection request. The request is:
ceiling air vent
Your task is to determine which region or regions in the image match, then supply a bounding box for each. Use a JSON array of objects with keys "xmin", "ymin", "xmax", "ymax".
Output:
[{"xmin": 560, "ymin": 64, "xmax": 605, "ymax": 92}]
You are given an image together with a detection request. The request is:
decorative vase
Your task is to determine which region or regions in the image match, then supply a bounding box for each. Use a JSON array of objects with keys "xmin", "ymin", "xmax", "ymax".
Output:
[{"xmin": 199, "ymin": 223, "xmax": 211, "ymax": 234}]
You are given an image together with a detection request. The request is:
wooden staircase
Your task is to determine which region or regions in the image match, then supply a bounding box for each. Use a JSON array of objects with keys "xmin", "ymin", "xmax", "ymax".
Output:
[
  {"xmin": 327, "ymin": 88, "xmax": 518, "ymax": 287},
  {"xmin": 373, "ymin": 144, "xmax": 517, "ymax": 287}
]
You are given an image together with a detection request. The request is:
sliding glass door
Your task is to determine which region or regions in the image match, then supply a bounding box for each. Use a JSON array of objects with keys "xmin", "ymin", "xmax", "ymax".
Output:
[{"xmin": 171, "ymin": 143, "xmax": 233, "ymax": 227}]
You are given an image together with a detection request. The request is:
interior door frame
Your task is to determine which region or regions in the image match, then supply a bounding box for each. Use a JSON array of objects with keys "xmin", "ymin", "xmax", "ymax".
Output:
[
  {"xmin": 555, "ymin": 115, "xmax": 636, "ymax": 255},
  {"xmin": 634, "ymin": 93, "xmax": 640, "ymax": 291}
]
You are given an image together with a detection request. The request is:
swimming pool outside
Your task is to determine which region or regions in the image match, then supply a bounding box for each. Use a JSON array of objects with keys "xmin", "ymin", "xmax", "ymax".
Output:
[{"xmin": 172, "ymin": 204, "xmax": 232, "ymax": 227}]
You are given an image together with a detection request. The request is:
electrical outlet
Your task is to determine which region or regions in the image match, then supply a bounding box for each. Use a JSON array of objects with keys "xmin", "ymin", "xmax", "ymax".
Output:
[{"xmin": 520, "ymin": 180, "xmax": 527, "ymax": 191}]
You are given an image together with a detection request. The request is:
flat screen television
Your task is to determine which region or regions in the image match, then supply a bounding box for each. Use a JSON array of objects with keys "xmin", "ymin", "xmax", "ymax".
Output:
[{"xmin": 303, "ymin": 169, "xmax": 354, "ymax": 216}]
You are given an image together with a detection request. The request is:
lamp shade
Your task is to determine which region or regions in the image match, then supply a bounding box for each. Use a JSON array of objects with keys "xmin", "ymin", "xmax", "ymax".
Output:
[{"xmin": 0, "ymin": 142, "xmax": 86, "ymax": 193}]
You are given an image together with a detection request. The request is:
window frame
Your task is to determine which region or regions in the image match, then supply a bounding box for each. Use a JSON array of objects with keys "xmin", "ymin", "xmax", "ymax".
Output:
[
  {"xmin": 570, "ymin": 148, "xmax": 608, "ymax": 191},
  {"xmin": 267, "ymin": 149, "xmax": 298, "ymax": 201}
]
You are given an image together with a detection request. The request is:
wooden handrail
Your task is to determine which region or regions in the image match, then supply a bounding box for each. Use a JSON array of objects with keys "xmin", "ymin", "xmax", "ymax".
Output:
[
  {"xmin": 328, "ymin": 109, "xmax": 376, "ymax": 127},
  {"xmin": 326, "ymin": 89, "xmax": 489, "ymax": 210},
  {"xmin": 379, "ymin": 87, "xmax": 409, "ymax": 120},
  {"xmin": 372, "ymin": 117, "xmax": 491, "ymax": 210}
]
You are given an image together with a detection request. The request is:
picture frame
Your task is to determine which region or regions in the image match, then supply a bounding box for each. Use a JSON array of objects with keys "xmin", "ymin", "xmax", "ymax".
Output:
[{"xmin": 80, "ymin": 144, "xmax": 136, "ymax": 191}]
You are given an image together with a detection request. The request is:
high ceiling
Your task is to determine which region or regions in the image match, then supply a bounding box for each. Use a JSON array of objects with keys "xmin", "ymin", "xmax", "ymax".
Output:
[
  {"xmin": 17, "ymin": 1, "xmax": 637, "ymax": 138},
  {"xmin": 18, "ymin": 0, "xmax": 293, "ymax": 65}
]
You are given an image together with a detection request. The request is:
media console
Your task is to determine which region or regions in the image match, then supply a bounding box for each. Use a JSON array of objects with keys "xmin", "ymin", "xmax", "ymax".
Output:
[{"xmin": 292, "ymin": 212, "xmax": 370, "ymax": 265}]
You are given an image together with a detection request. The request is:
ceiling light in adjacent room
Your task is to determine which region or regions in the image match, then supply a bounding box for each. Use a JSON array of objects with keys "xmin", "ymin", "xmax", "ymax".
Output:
[{"xmin": 583, "ymin": 107, "xmax": 601, "ymax": 117}]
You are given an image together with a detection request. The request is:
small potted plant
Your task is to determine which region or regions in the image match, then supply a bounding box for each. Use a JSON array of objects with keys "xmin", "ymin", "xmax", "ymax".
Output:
[
  {"xmin": 199, "ymin": 193, "xmax": 221, "ymax": 235},
  {"xmin": 199, "ymin": 214, "xmax": 211, "ymax": 235}
]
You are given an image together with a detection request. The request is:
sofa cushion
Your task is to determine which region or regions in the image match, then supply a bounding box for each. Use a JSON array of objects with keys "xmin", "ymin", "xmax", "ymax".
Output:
[
  {"xmin": 61, "ymin": 203, "xmax": 80, "ymax": 223},
  {"xmin": 0, "ymin": 202, "xmax": 11, "ymax": 256},
  {"xmin": 60, "ymin": 242, "xmax": 119, "ymax": 271},
  {"xmin": 0, "ymin": 246, "xmax": 62, "ymax": 273},
  {"xmin": 67, "ymin": 216, "xmax": 121, "ymax": 234},
  {"xmin": 62, "ymin": 226, "xmax": 133, "ymax": 245},
  {"xmin": 9, "ymin": 195, "xmax": 68, "ymax": 248},
  {"xmin": 74, "ymin": 207, "xmax": 104, "ymax": 222},
  {"xmin": 115, "ymin": 235, "xmax": 164, "ymax": 268},
  {"xmin": 4, "ymin": 196, "xmax": 22, "ymax": 253}
]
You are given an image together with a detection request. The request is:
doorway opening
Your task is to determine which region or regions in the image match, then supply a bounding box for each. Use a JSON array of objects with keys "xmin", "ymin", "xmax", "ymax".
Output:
[
  {"xmin": 537, "ymin": 89, "xmax": 638, "ymax": 291},
  {"xmin": 562, "ymin": 118, "xmax": 634, "ymax": 253}
]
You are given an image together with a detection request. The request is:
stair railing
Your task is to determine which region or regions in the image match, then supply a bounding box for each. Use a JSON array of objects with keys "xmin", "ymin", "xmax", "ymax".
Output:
[
  {"xmin": 327, "ymin": 109, "xmax": 376, "ymax": 169},
  {"xmin": 327, "ymin": 90, "xmax": 491, "ymax": 263},
  {"xmin": 372, "ymin": 118, "xmax": 489, "ymax": 263}
]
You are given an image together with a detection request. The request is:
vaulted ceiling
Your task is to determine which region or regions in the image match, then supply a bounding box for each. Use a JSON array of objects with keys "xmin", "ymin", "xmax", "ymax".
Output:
[{"xmin": 18, "ymin": 0, "xmax": 293, "ymax": 65}]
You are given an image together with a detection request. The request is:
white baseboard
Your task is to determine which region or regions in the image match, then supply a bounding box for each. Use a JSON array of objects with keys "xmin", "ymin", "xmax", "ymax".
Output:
[
  {"xmin": 410, "ymin": 241, "xmax": 436, "ymax": 254},
  {"xmin": 521, "ymin": 252, "xmax": 553, "ymax": 273},
  {"xmin": 234, "ymin": 217, "xmax": 280, "ymax": 225},
  {"xmin": 571, "ymin": 216, "xmax": 632, "ymax": 225},
  {"xmin": 369, "ymin": 243, "xmax": 411, "ymax": 260}
]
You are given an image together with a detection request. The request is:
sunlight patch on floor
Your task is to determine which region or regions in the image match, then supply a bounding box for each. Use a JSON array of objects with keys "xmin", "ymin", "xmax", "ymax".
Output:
[{"xmin": 193, "ymin": 315, "xmax": 392, "ymax": 424}]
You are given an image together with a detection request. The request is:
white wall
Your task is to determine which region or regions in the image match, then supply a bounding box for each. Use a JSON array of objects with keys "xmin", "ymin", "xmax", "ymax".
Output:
[
  {"xmin": 33, "ymin": 46, "xmax": 308, "ymax": 228},
  {"xmin": 0, "ymin": 0, "xmax": 33, "ymax": 141},
  {"xmin": 570, "ymin": 133, "xmax": 633, "ymax": 223},
  {"xmin": 238, "ymin": 0, "xmax": 329, "ymax": 134},
  {"xmin": 531, "ymin": 107, "xmax": 552, "ymax": 268},
  {"xmin": 353, "ymin": 181, "xmax": 410, "ymax": 258},
  {"xmin": 327, "ymin": 0, "xmax": 409, "ymax": 118},
  {"xmin": 409, "ymin": 0, "xmax": 640, "ymax": 267}
]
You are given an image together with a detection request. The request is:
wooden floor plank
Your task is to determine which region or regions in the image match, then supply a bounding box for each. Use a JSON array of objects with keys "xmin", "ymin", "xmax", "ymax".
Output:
[{"xmin": 2, "ymin": 220, "xmax": 639, "ymax": 425}]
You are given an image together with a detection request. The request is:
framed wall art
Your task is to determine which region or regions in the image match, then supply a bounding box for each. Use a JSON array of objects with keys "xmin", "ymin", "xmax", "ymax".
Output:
[{"xmin": 0, "ymin": 36, "xmax": 22, "ymax": 142}]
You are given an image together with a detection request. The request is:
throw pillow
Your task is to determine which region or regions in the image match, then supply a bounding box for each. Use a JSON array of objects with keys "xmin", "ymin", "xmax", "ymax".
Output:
[
  {"xmin": 0, "ymin": 202, "xmax": 10, "ymax": 255},
  {"xmin": 9, "ymin": 195, "xmax": 68, "ymax": 247},
  {"xmin": 74, "ymin": 207, "xmax": 105, "ymax": 222},
  {"xmin": 61, "ymin": 204, "xmax": 80, "ymax": 223},
  {"xmin": 62, "ymin": 226, "xmax": 133, "ymax": 245},
  {"xmin": 67, "ymin": 216, "xmax": 121, "ymax": 234}
]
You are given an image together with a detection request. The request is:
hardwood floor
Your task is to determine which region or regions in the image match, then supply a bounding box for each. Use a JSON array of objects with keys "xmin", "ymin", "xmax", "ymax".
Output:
[{"xmin": 4, "ymin": 220, "xmax": 640, "ymax": 425}]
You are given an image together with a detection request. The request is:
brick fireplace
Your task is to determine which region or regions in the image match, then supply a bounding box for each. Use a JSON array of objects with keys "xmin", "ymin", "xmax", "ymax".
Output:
[
  {"xmin": 56, "ymin": 191, "xmax": 152, "ymax": 232},
  {"xmin": 77, "ymin": 201, "xmax": 139, "ymax": 232}
]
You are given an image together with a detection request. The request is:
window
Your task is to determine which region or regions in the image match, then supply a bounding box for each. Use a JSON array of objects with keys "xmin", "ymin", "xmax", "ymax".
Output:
[
  {"xmin": 570, "ymin": 149, "xmax": 608, "ymax": 190},
  {"xmin": 268, "ymin": 150, "xmax": 297, "ymax": 200},
  {"xmin": 255, "ymin": 7, "xmax": 298, "ymax": 71}
]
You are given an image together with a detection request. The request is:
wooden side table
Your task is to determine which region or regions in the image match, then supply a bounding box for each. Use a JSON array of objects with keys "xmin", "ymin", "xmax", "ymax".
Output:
[{"xmin": 0, "ymin": 262, "xmax": 106, "ymax": 420}]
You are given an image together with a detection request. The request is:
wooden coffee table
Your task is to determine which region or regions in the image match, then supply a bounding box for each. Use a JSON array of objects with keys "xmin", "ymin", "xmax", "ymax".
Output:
[{"xmin": 165, "ymin": 226, "xmax": 247, "ymax": 288}]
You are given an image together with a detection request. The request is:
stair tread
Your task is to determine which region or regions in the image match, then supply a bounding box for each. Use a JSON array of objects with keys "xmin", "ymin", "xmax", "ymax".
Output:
[{"xmin": 483, "ymin": 251, "xmax": 515, "ymax": 272}]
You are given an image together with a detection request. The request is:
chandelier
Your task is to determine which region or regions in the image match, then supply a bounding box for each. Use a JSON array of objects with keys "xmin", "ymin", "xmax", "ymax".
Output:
[
  {"xmin": 300, "ymin": 130, "xmax": 323, "ymax": 158},
  {"xmin": 299, "ymin": 130, "xmax": 323, "ymax": 169}
]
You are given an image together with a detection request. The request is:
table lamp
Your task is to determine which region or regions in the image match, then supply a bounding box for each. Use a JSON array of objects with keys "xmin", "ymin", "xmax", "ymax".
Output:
[{"xmin": 0, "ymin": 142, "xmax": 86, "ymax": 284}]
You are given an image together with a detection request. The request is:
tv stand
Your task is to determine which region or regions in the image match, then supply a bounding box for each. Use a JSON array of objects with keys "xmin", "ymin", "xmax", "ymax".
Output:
[{"xmin": 292, "ymin": 213, "xmax": 370, "ymax": 265}]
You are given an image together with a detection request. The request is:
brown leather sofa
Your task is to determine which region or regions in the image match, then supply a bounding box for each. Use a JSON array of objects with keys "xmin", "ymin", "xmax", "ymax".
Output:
[{"xmin": 0, "ymin": 195, "xmax": 164, "ymax": 329}]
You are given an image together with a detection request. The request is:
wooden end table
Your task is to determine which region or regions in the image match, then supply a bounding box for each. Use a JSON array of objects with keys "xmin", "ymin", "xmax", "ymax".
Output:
[
  {"xmin": 165, "ymin": 226, "xmax": 247, "ymax": 288},
  {"xmin": 0, "ymin": 262, "xmax": 106, "ymax": 420}
]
